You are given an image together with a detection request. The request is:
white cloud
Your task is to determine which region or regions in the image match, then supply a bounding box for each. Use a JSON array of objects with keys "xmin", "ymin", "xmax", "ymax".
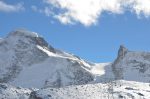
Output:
[
  {"xmin": 0, "ymin": 1, "xmax": 24, "ymax": 13},
  {"xmin": 44, "ymin": 0, "xmax": 123, "ymax": 26},
  {"xmin": 133, "ymin": 0, "xmax": 150, "ymax": 17},
  {"xmin": 43, "ymin": 0, "xmax": 150, "ymax": 26}
]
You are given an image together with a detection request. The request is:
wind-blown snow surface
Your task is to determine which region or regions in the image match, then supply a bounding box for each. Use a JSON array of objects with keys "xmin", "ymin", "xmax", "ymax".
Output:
[{"xmin": 0, "ymin": 29, "xmax": 150, "ymax": 99}]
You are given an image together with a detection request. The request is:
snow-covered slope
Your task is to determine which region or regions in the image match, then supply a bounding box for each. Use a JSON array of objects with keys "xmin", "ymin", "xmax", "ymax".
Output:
[
  {"xmin": 1, "ymin": 80, "xmax": 149, "ymax": 99},
  {"xmin": 0, "ymin": 29, "xmax": 94, "ymax": 88},
  {"xmin": 29, "ymin": 80, "xmax": 150, "ymax": 99},
  {"xmin": 0, "ymin": 29, "xmax": 150, "ymax": 99}
]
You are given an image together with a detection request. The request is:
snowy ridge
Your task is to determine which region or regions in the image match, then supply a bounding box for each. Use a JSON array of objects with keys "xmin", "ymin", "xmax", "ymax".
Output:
[{"xmin": 0, "ymin": 29, "xmax": 150, "ymax": 99}]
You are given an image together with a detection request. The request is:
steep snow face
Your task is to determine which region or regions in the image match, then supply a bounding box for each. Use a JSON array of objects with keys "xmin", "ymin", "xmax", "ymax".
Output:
[
  {"xmin": 112, "ymin": 46, "xmax": 150, "ymax": 83},
  {"xmin": 30, "ymin": 80, "xmax": 150, "ymax": 99},
  {"xmin": 10, "ymin": 57, "xmax": 94, "ymax": 88},
  {"xmin": 0, "ymin": 29, "xmax": 94, "ymax": 88}
]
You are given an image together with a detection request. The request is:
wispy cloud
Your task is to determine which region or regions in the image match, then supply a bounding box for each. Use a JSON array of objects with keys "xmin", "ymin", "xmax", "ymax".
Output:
[
  {"xmin": 42, "ymin": 0, "xmax": 150, "ymax": 26},
  {"xmin": 0, "ymin": 1, "xmax": 24, "ymax": 13},
  {"xmin": 31, "ymin": 5, "xmax": 38, "ymax": 12}
]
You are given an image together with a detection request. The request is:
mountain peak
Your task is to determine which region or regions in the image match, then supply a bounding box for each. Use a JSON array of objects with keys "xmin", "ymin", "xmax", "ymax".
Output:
[
  {"xmin": 0, "ymin": 30, "xmax": 94, "ymax": 88},
  {"xmin": 8, "ymin": 28, "xmax": 38, "ymax": 38},
  {"xmin": 6, "ymin": 29, "xmax": 51, "ymax": 48},
  {"xmin": 118, "ymin": 45, "xmax": 128, "ymax": 58}
]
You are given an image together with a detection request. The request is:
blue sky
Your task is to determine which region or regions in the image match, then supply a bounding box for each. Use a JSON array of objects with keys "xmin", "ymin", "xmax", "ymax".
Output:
[{"xmin": 0, "ymin": 0, "xmax": 150, "ymax": 62}]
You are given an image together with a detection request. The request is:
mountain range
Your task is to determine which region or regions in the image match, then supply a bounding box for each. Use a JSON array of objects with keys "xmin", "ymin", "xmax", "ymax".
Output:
[{"xmin": 0, "ymin": 29, "xmax": 150, "ymax": 99}]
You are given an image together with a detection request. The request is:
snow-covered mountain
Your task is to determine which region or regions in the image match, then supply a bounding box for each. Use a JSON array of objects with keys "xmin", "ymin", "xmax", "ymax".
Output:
[
  {"xmin": 0, "ymin": 29, "xmax": 94, "ymax": 88},
  {"xmin": 112, "ymin": 45, "xmax": 150, "ymax": 83},
  {"xmin": 0, "ymin": 29, "xmax": 150, "ymax": 99}
]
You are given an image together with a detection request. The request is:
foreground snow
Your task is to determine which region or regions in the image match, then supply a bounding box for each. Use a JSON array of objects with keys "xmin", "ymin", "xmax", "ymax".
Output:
[
  {"xmin": 31, "ymin": 80, "xmax": 150, "ymax": 99},
  {"xmin": 0, "ymin": 83, "xmax": 32, "ymax": 99},
  {"xmin": 1, "ymin": 80, "xmax": 150, "ymax": 99}
]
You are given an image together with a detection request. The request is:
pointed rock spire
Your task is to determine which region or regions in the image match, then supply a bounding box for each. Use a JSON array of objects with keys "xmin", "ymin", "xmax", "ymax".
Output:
[
  {"xmin": 118, "ymin": 45, "xmax": 128, "ymax": 59},
  {"xmin": 112, "ymin": 45, "xmax": 128, "ymax": 80}
]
